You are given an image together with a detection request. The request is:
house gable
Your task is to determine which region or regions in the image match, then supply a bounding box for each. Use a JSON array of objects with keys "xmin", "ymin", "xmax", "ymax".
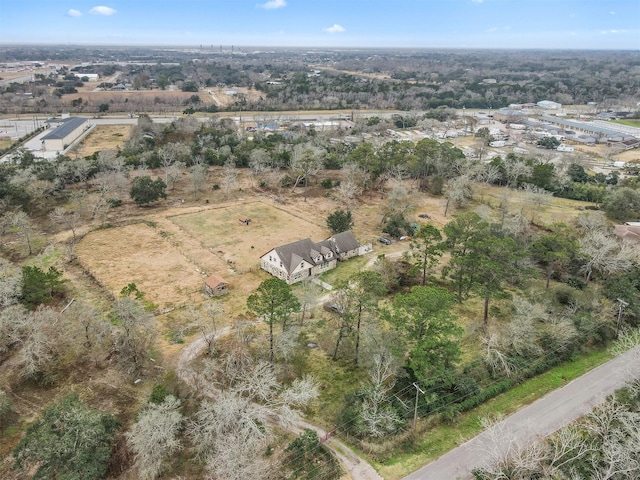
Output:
[{"xmin": 260, "ymin": 231, "xmax": 367, "ymax": 284}]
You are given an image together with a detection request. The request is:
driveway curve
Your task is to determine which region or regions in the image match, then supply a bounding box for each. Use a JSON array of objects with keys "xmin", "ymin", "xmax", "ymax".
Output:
[
  {"xmin": 175, "ymin": 329, "xmax": 382, "ymax": 480},
  {"xmin": 403, "ymin": 346, "xmax": 640, "ymax": 480}
]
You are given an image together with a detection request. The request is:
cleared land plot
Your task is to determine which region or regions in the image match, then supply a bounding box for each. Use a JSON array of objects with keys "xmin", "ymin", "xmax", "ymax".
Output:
[
  {"xmin": 76, "ymin": 223, "xmax": 207, "ymax": 308},
  {"xmin": 169, "ymin": 201, "xmax": 329, "ymax": 273},
  {"xmin": 72, "ymin": 124, "xmax": 130, "ymax": 157}
]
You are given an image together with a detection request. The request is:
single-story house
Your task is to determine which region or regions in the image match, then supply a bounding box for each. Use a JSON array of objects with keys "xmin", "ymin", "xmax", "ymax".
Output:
[
  {"xmin": 260, "ymin": 231, "xmax": 367, "ymax": 284},
  {"xmin": 204, "ymin": 274, "xmax": 229, "ymax": 296}
]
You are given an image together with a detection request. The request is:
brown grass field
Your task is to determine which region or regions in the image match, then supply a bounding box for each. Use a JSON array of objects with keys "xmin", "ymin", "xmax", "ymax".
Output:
[
  {"xmin": 74, "ymin": 199, "xmax": 338, "ymax": 313},
  {"xmin": 75, "ymin": 222, "xmax": 207, "ymax": 309},
  {"xmin": 169, "ymin": 200, "xmax": 330, "ymax": 272},
  {"xmin": 71, "ymin": 124, "xmax": 131, "ymax": 157}
]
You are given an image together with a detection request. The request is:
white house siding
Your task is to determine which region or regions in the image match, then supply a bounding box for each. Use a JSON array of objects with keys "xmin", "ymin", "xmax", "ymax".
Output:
[
  {"xmin": 281, "ymin": 259, "xmax": 336, "ymax": 284},
  {"xmin": 260, "ymin": 250, "xmax": 287, "ymax": 280}
]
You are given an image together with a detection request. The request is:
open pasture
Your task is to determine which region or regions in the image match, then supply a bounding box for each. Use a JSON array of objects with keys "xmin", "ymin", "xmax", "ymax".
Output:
[
  {"xmin": 75, "ymin": 222, "xmax": 209, "ymax": 309},
  {"xmin": 169, "ymin": 200, "xmax": 329, "ymax": 273}
]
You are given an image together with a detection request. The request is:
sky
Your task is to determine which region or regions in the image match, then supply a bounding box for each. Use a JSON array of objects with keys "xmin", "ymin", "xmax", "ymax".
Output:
[{"xmin": 0, "ymin": 0, "xmax": 639, "ymax": 50}]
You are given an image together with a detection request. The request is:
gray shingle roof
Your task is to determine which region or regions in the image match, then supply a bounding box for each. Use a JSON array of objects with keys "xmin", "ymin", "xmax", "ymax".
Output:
[
  {"xmin": 274, "ymin": 238, "xmax": 329, "ymax": 274},
  {"xmin": 42, "ymin": 117, "xmax": 87, "ymax": 140},
  {"xmin": 329, "ymin": 231, "xmax": 360, "ymax": 254},
  {"xmin": 271, "ymin": 231, "xmax": 361, "ymax": 274}
]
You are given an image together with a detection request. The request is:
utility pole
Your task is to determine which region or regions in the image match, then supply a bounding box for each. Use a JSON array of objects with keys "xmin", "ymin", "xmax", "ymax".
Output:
[
  {"xmin": 616, "ymin": 298, "xmax": 629, "ymax": 338},
  {"xmin": 412, "ymin": 382, "xmax": 424, "ymax": 436}
]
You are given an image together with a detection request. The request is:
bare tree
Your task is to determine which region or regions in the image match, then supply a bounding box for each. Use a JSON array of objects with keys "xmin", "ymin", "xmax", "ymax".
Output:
[
  {"xmin": 112, "ymin": 297, "xmax": 157, "ymax": 376},
  {"xmin": 248, "ymin": 148, "xmax": 271, "ymax": 188},
  {"xmin": 159, "ymin": 143, "xmax": 190, "ymax": 185},
  {"xmin": 0, "ymin": 258, "xmax": 22, "ymax": 309},
  {"xmin": 295, "ymin": 278, "xmax": 321, "ymax": 325},
  {"xmin": 444, "ymin": 174, "xmax": 473, "ymax": 216},
  {"xmin": 10, "ymin": 210, "xmax": 37, "ymax": 255},
  {"xmin": 520, "ymin": 183, "xmax": 553, "ymax": 224},
  {"xmin": 91, "ymin": 169, "xmax": 127, "ymax": 222},
  {"xmin": 200, "ymin": 301, "xmax": 224, "ymax": 354},
  {"xmin": 189, "ymin": 358, "xmax": 318, "ymax": 479},
  {"xmin": 49, "ymin": 207, "xmax": 82, "ymax": 240},
  {"xmin": 357, "ymin": 348, "xmax": 404, "ymax": 438},
  {"xmin": 15, "ymin": 307, "xmax": 60, "ymax": 379},
  {"xmin": 503, "ymin": 155, "xmax": 532, "ymax": 189},
  {"xmin": 580, "ymin": 231, "xmax": 639, "ymax": 282},
  {"xmin": 189, "ymin": 158, "xmax": 209, "ymax": 199},
  {"xmin": 126, "ymin": 395, "xmax": 184, "ymax": 480},
  {"xmin": 164, "ymin": 160, "xmax": 186, "ymax": 191},
  {"xmin": 289, "ymin": 144, "xmax": 324, "ymax": 201},
  {"xmin": 67, "ymin": 301, "xmax": 111, "ymax": 351},
  {"xmin": 221, "ymin": 157, "xmax": 238, "ymax": 199}
]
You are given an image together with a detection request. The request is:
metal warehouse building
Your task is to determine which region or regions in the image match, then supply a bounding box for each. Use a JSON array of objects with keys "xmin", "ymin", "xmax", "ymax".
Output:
[{"xmin": 42, "ymin": 117, "xmax": 88, "ymax": 152}]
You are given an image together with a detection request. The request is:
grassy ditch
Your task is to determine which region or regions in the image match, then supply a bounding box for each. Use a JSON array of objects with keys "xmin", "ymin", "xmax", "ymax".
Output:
[{"xmin": 375, "ymin": 347, "xmax": 613, "ymax": 480}]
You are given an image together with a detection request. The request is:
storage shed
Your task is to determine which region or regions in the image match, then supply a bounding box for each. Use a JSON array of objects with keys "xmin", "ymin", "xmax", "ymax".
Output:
[{"xmin": 204, "ymin": 274, "xmax": 229, "ymax": 297}]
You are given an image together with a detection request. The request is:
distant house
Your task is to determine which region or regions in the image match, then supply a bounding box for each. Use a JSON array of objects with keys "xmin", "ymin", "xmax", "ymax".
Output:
[
  {"xmin": 260, "ymin": 231, "xmax": 369, "ymax": 284},
  {"xmin": 537, "ymin": 100, "xmax": 562, "ymax": 110},
  {"xmin": 74, "ymin": 73, "xmax": 99, "ymax": 81},
  {"xmin": 204, "ymin": 274, "xmax": 229, "ymax": 296}
]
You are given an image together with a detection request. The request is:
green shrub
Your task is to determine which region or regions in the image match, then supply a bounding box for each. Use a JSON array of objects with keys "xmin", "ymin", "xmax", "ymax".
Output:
[
  {"xmin": 566, "ymin": 277, "xmax": 587, "ymax": 290},
  {"xmin": 555, "ymin": 286, "xmax": 576, "ymax": 305},
  {"xmin": 149, "ymin": 384, "xmax": 168, "ymax": 404}
]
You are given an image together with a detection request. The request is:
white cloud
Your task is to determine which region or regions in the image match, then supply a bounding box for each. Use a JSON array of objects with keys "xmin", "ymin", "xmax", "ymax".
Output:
[
  {"xmin": 89, "ymin": 6, "xmax": 117, "ymax": 16},
  {"xmin": 471, "ymin": 0, "xmax": 484, "ymax": 4},
  {"xmin": 324, "ymin": 24, "xmax": 346, "ymax": 34},
  {"xmin": 600, "ymin": 29, "xmax": 626, "ymax": 35},
  {"xmin": 259, "ymin": 0, "xmax": 287, "ymax": 9},
  {"xmin": 610, "ymin": 11, "xmax": 616, "ymax": 15},
  {"xmin": 486, "ymin": 26, "xmax": 511, "ymax": 33},
  {"xmin": 67, "ymin": 9, "xmax": 82, "ymax": 17}
]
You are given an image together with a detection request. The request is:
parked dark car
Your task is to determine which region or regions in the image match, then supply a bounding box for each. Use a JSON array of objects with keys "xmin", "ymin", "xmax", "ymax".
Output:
[{"xmin": 378, "ymin": 237, "xmax": 391, "ymax": 245}]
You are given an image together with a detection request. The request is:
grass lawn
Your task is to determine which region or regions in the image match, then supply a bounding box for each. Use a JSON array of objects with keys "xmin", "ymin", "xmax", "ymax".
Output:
[
  {"xmin": 612, "ymin": 119, "xmax": 640, "ymax": 128},
  {"xmin": 375, "ymin": 347, "xmax": 613, "ymax": 480},
  {"xmin": 318, "ymin": 254, "xmax": 371, "ymax": 287},
  {"xmin": 474, "ymin": 184, "xmax": 597, "ymax": 227}
]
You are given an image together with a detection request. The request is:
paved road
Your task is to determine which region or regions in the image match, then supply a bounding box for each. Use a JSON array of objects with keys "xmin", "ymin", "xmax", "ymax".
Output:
[{"xmin": 403, "ymin": 346, "xmax": 640, "ymax": 480}]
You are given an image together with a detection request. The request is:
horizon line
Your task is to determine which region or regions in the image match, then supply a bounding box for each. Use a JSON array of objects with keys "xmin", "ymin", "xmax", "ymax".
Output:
[{"xmin": 1, "ymin": 42, "xmax": 639, "ymax": 53}]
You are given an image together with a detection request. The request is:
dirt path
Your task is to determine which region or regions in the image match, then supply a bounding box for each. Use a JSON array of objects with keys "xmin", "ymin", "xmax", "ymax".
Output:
[
  {"xmin": 402, "ymin": 346, "xmax": 640, "ymax": 480},
  {"xmin": 175, "ymin": 328, "xmax": 383, "ymax": 480}
]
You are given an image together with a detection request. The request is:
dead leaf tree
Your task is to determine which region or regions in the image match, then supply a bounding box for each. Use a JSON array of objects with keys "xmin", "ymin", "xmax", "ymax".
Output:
[
  {"xmin": 443, "ymin": 174, "xmax": 473, "ymax": 217},
  {"xmin": 190, "ymin": 157, "xmax": 209, "ymax": 200},
  {"xmin": 289, "ymin": 144, "xmax": 324, "ymax": 201},
  {"xmin": 189, "ymin": 358, "xmax": 318, "ymax": 480},
  {"xmin": 222, "ymin": 157, "xmax": 238, "ymax": 199},
  {"xmin": 10, "ymin": 210, "xmax": 37, "ymax": 256},
  {"xmin": 49, "ymin": 207, "xmax": 82, "ymax": 240},
  {"xmin": 112, "ymin": 297, "xmax": 157, "ymax": 376},
  {"xmin": 126, "ymin": 395, "xmax": 184, "ymax": 480}
]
